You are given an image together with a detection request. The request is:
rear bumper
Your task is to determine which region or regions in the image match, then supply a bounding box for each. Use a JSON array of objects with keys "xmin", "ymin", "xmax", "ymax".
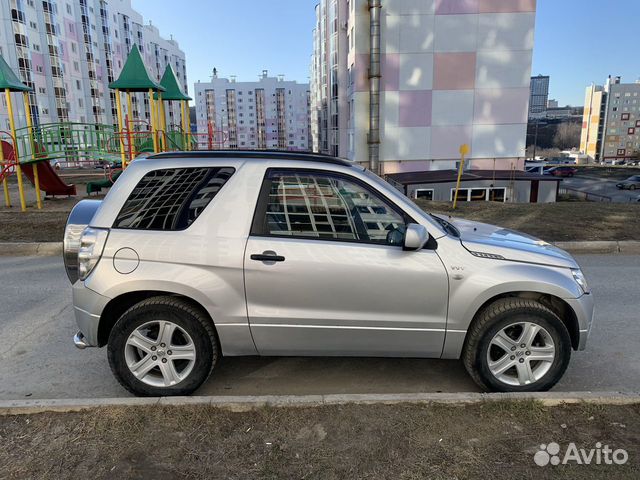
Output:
[
  {"xmin": 564, "ymin": 293, "xmax": 595, "ymax": 351},
  {"xmin": 72, "ymin": 281, "xmax": 111, "ymax": 347}
]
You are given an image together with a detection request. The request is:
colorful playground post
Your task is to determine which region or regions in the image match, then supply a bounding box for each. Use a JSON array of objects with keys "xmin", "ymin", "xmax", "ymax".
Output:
[
  {"xmin": 23, "ymin": 90, "xmax": 42, "ymax": 209},
  {"xmin": 182, "ymin": 100, "xmax": 191, "ymax": 150},
  {"xmin": 108, "ymin": 44, "xmax": 164, "ymax": 165},
  {"xmin": 114, "ymin": 89, "xmax": 127, "ymax": 167}
]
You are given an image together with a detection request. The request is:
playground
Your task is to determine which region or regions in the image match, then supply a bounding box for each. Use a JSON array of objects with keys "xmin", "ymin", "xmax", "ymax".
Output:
[{"xmin": 0, "ymin": 45, "xmax": 223, "ymax": 213}]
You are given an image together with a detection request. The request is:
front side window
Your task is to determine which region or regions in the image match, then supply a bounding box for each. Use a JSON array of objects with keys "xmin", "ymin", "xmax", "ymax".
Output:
[
  {"xmin": 114, "ymin": 167, "xmax": 234, "ymax": 231},
  {"xmin": 255, "ymin": 171, "xmax": 408, "ymax": 246}
]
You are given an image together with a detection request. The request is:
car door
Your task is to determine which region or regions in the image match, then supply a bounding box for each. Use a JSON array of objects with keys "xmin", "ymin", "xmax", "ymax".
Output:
[{"xmin": 243, "ymin": 168, "xmax": 449, "ymax": 357}]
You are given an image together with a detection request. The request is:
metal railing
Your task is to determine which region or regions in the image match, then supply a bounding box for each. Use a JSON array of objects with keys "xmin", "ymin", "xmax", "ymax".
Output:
[{"xmin": 559, "ymin": 186, "xmax": 612, "ymax": 202}]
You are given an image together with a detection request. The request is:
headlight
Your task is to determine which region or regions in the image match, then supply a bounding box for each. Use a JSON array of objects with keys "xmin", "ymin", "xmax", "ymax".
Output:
[
  {"xmin": 572, "ymin": 268, "xmax": 590, "ymax": 294},
  {"xmin": 78, "ymin": 227, "xmax": 109, "ymax": 281}
]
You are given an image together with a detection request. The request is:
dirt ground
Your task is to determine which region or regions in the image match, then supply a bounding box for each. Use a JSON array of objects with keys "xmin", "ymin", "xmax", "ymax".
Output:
[
  {"xmin": 1, "ymin": 168, "xmax": 639, "ymax": 243},
  {"xmin": 0, "ymin": 170, "xmax": 104, "ymax": 242},
  {"xmin": 0, "ymin": 401, "xmax": 638, "ymax": 479}
]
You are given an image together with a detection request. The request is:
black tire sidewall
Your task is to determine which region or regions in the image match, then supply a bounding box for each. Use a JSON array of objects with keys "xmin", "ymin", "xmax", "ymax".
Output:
[
  {"xmin": 474, "ymin": 311, "xmax": 571, "ymax": 393},
  {"xmin": 108, "ymin": 303, "xmax": 215, "ymax": 396}
]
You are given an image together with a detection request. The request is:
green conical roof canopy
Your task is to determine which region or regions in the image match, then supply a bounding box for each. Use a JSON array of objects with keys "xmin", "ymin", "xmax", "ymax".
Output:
[
  {"xmin": 109, "ymin": 44, "xmax": 164, "ymax": 92},
  {"xmin": 154, "ymin": 65, "xmax": 191, "ymax": 101},
  {"xmin": 0, "ymin": 54, "xmax": 32, "ymax": 92}
]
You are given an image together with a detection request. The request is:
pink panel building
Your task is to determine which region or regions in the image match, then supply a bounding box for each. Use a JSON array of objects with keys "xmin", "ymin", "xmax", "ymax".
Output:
[{"xmin": 310, "ymin": 0, "xmax": 536, "ymax": 178}]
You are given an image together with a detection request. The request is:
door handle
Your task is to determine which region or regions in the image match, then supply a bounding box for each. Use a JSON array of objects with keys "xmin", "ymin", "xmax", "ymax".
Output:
[{"xmin": 250, "ymin": 251, "xmax": 285, "ymax": 262}]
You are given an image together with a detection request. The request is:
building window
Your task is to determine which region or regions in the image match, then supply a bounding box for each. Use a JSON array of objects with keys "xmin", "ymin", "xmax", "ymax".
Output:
[
  {"xmin": 617, "ymin": 149, "xmax": 626, "ymax": 156},
  {"xmin": 628, "ymin": 128, "xmax": 635, "ymax": 135},
  {"xmin": 621, "ymin": 113, "xmax": 630, "ymax": 121},
  {"xmin": 635, "ymin": 120, "xmax": 640, "ymax": 127},
  {"xmin": 414, "ymin": 189, "xmax": 434, "ymax": 201},
  {"xmin": 450, "ymin": 187, "xmax": 506, "ymax": 203}
]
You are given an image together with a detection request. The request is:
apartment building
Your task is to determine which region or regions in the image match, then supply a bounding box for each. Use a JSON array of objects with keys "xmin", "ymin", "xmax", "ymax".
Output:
[
  {"xmin": 0, "ymin": 0, "xmax": 186, "ymax": 130},
  {"xmin": 529, "ymin": 74, "xmax": 549, "ymax": 118},
  {"xmin": 194, "ymin": 71, "xmax": 311, "ymax": 151},
  {"xmin": 310, "ymin": 0, "xmax": 537, "ymax": 175},
  {"xmin": 580, "ymin": 76, "xmax": 640, "ymax": 163}
]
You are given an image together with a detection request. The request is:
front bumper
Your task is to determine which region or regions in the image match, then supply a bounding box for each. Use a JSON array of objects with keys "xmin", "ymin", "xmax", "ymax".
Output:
[
  {"xmin": 564, "ymin": 293, "xmax": 595, "ymax": 351},
  {"xmin": 72, "ymin": 281, "xmax": 111, "ymax": 347}
]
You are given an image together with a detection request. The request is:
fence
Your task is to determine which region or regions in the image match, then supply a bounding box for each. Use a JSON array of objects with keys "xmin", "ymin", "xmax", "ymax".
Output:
[{"xmin": 559, "ymin": 186, "xmax": 612, "ymax": 202}]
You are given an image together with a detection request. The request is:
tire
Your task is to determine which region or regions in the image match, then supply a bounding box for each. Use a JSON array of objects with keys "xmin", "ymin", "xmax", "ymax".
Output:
[
  {"xmin": 107, "ymin": 296, "xmax": 219, "ymax": 396},
  {"xmin": 630, "ymin": 185, "xmax": 636, "ymax": 190},
  {"xmin": 462, "ymin": 298, "xmax": 571, "ymax": 392}
]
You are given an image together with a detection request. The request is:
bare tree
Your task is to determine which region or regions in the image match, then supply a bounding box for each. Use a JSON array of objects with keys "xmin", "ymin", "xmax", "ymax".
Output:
[{"xmin": 553, "ymin": 122, "xmax": 581, "ymax": 150}]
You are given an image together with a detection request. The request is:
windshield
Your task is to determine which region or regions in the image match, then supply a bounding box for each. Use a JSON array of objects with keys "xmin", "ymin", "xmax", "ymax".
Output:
[
  {"xmin": 360, "ymin": 169, "xmax": 448, "ymax": 236},
  {"xmin": 427, "ymin": 214, "xmax": 461, "ymax": 238}
]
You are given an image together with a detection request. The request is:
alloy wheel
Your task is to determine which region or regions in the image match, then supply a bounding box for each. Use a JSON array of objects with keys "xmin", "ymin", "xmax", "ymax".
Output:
[
  {"xmin": 124, "ymin": 320, "xmax": 197, "ymax": 387},
  {"xmin": 486, "ymin": 322, "xmax": 556, "ymax": 386}
]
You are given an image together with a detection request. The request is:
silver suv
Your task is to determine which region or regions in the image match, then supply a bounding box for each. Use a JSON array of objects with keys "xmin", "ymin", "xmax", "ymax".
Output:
[{"xmin": 64, "ymin": 151, "xmax": 594, "ymax": 397}]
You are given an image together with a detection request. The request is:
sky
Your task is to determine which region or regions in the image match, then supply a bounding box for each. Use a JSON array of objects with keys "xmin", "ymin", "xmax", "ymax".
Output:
[{"xmin": 132, "ymin": 0, "xmax": 640, "ymax": 108}]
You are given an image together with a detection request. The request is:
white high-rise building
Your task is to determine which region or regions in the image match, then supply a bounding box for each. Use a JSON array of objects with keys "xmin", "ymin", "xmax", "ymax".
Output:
[
  {"xmin": 0, "ymin": 0, "xmax": 186, "ymax": 130},
  {"xmin": 311, "ymin": 0, "xmax": 536, "ymax": 174},
  {"xmin": 194, "ymin": 71, "xmax": 311, "ymax": 151}
]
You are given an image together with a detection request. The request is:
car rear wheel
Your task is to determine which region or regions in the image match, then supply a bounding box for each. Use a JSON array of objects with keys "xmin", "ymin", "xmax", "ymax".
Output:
[
  {"xmin": 462, "ymin": 298, "xmax": 571, "ymax": 392},
  {"xmin": 107, "ymin": 296, "xmax": 219, "ymax": 396},
  {"xmin": 630, "ymin": 185, "xmax": 636, "ymax": 190}
]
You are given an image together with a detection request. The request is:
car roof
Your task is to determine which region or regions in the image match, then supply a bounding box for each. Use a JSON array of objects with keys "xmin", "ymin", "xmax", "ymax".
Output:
[{"xmin": 148, "ymin": 150, "xmax": 354, "ymax": 167}]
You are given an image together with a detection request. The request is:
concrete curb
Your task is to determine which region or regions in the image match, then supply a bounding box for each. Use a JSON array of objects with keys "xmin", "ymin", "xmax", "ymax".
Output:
[
  {"xmin": 1, "ymin": 241, "xmax": 639, "ymax": 257},
  {"xmin": 554, "ymin": 240, "xmax": 640, "ymax": 254},
  {"xmin": 0, "ymin": 242, "xmax": 62, "ymax": 257},
  {"xmin": 0, "ymin": 392, "xmax": 638, "ymax": 415}
]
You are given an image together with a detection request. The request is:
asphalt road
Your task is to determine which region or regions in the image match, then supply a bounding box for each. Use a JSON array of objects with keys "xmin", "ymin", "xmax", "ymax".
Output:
[
  {"xmin": 563, "ymin": 175, "xmax": 639, "ymax": 203},
  {"xmin": 0, "ymin": 255, "xmax": 638, "ymax": 400}
]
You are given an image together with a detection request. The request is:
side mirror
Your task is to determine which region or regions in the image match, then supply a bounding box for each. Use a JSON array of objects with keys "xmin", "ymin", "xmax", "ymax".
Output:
[{"xmin": 403, "ymin": 223, "xmax": 430, "ymax": 251}]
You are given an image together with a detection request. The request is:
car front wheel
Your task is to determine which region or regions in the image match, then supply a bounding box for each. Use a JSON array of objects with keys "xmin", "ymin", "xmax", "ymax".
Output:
[
  {"xmin": 462, "ymin": 298, "xmax": 571, "ymax": 392},
  {"xmin": 107, "ymin": 296, "xmax": 219, "ymax": 396}
]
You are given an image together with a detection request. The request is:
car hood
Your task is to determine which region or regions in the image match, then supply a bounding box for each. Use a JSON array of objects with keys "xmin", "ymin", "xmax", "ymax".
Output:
[{"xmin": 432, "ymin": 214, "xmax": 578, "ymax": 269}]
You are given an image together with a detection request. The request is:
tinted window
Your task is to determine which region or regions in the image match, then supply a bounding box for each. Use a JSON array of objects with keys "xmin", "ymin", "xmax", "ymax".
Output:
[
  {"xmin": 114, "ymin": 167, "xmax": 234, "ymax": 231},
  {"xmin": 257, "ymin": 171, "xmax": 407, "ymax": 245}
]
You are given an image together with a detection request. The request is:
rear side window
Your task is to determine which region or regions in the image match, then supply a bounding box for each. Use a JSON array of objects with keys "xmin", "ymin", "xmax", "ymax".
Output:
[{"xmin": 113, "ymin": 167, "xmax": 234, "ymax": 231}]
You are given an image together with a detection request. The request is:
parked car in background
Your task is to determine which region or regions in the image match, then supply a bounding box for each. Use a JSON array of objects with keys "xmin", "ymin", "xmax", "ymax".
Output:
[
  {"xmin": 546, "ymin": 166, "xmax": 577, "ymax": 177},
  {"xmin": 525, "ymin": 164, "xmax": 545, "ymax": 175},
  {"xmin": 616, "ymin": 175, "xmax": 640, "ymax": 190},
  {"xmin": 95, "ymin": 159, "xmax": 123, "ymax": 170}
]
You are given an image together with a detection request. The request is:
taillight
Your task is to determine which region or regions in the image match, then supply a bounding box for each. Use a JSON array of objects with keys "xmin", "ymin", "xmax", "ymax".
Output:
[{"xmin": 77, "ymin": 227, "xmax": 109, "ymax": 281}]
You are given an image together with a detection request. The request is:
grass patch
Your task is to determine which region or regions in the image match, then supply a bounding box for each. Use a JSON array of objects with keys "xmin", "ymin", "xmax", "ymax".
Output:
[
  {"xmin": 0, "ymin": 401, "xmax": 638, "ymax": 479},
  {"xmin": 422, "ymin": 201, "xmax": 640, "ymax": 242}
]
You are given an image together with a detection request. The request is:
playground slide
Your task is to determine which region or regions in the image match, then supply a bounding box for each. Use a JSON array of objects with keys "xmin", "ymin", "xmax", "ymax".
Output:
[{"xmin": 22, "ymin": 162, "xmax": 77, "ymax": 196}]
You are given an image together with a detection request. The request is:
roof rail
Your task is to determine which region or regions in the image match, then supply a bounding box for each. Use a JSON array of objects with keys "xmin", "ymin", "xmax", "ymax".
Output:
[{"xmin": 149, "ymin": 150, "xmax": 354, "ymax": 167}]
